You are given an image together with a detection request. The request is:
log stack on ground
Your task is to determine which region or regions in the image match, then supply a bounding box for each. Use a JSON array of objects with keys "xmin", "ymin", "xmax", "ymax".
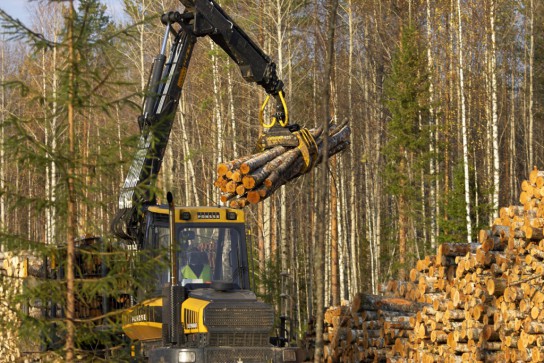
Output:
[
  {"xmin": 318, "ymin": 166, "xmax": 544, "ymax": 362},
  {"xmin": 215, "ymin": 122, "xmax": 350, "ymax": 208}
]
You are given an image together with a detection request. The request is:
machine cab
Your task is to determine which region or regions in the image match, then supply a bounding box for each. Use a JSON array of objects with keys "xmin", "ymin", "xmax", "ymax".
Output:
[{"xmin": 143, "ymin": 205, "xmax": 250, "ymax": 294}]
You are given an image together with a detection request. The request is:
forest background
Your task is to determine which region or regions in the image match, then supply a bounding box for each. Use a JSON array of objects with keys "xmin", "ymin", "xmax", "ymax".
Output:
[{"xmin": 0, "ymin": 0, "xmax": 543, "ymax": 360}]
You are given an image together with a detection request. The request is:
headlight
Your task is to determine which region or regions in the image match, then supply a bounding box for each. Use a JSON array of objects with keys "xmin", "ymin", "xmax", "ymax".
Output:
[
  {"xmin": 282, "ymin": 349, "xmax": 297, "ymax": 362},
  {"xmin": 178, "ymin": 351, "xmax": 196, "ymax": 363}
]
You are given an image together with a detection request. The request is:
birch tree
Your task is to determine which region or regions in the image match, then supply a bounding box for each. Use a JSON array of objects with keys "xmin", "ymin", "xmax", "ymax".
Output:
[
  {"xmin": 426, "ymin": 0, "xmax": 438, "ymax": 249},
  {"xmin": 528, "ymin": 0, "xmax": 534, "ymax": 169},
  {"xmin": 457, "ymin": 0, "xmax": 473, "ymax": 243},
  {"xmin": 489, "ymin": 0, "xmax": 499, "ymax": 220},
  {"xmin": 211, "ymin": 41, "xmax": 224, "ymax": 202},
  {"xmin": 343, "ymin": 0, "xmax": 359, "ymax": 293},
  {"xmin": 315, "ymin": 0, "xmax": 338, "ymax": 360},
  {"xmin": 0, "ymin": 39, "xmax": 5, "ymax": 231}
]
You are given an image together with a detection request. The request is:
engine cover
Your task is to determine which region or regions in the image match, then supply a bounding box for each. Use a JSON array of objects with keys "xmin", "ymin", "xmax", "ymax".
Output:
[{"xmin": 182, "ymin": 289, "xmax": 275, "ymax": 347}]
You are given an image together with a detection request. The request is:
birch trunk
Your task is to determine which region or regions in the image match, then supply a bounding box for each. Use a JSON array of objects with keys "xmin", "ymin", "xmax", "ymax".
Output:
[
  {"xmin": 457, "ymin": 0, "xmax": 472, "ymax": 243},
  {"xmin": 51, "ymin": 45, "xmax": 58, "ymax": 244},
  {"xmin": 270, "ymin": 201, "xmax": 277, "ymax": 263},
  {"xmin": 315, "ymin": 0, "xmax": 338, "ymax": 359},
  {"xmin": 43, "ymin": 46, "xmax": 48, "ymax": 240},
  {"xmin": 43, "ymin": 43, "xmax": 57, "ymax": 246},
  {"xmin": 139, "ymin": 0, "xmax": 146, "ymax": 105},
  {"xmin": 262, "ymin": 1, "xmax": 273, "ymax": 267},
  {"xmin": 264, "ymin": 198, "xmax": 271, "ymax": 260},
  {"xmin": 164, "ymin": 141, "xmax": 174, "ymax": 193},
  {"xmin": 306, "ymin": 179, "xmax": 315, "ymax": 324},
  {"xmin": 330, "ymin": 48, "xmax": 340, "ymax": 307},
  {"xmin": 529, "ymin": 0, "xmax": 534, "ymax": 169},
  {"xmin": 257, "ymin": 203, "xmax": 266, "ymax": 296},
  {"xmin": 274, "ymin": 0, "xmax": 289, "ymax": 301},
  {"xmin": 398, "ymin": 156, "xmax": 407, "ymax": 281},
  {"xmin": 367, "ymin": 24, "xmax": 375, "ymax": 294},
  {"xmin": 485, "ymin": 64, "xmax": 492, "ymax": 204},
  {"xmin": 116, "ymin": 105, "xmax": 124, "ymax": 184},
  {"xmin": 338, "ymin": 158, "xmax": 348, "ymax": 299},
  {"xmin": 365, "ymin": 165, "xmax": 376, "ymax": 293},
  {"xmin": 426, "ymin": 0, "xmax": 437, "ymax": 250},
  {"xmin": 79, "ymin": 110, "xmax": 89, "ymax": 228},
  {"xmin": 330, "ymin": 158, "xmax": 340, "ymax": 306},
  {"xmin": 490, "ymin": 0, "xmax": 499, "ymax": 220},
  {"xmin": 294, "ymin": 227, "xmax": 302, "ymax": 338},
  {"xmin": 510, "ymin": 71, "xmax": 517, "ymax": 203},
  {"xmin": 347, "ymin": 0, "xmax": 359, "ymax": 293},
  {"xmin": 226, "ymin": 60, "xmax": 237, "ymax": 156},
  {"xmin": 178, "ymin": 99, "xmax": 199, "ymax": 206},
  {"xmin": 254, "ymin": 0, "xmax": 266, "ymax": 297},
  {"xmin": 0, "ymin": 40, "xmax": 4, "ymax": 230},
  {"xmin": 211, "ymin": 42, "xmax": 223, "ymax": 202}
]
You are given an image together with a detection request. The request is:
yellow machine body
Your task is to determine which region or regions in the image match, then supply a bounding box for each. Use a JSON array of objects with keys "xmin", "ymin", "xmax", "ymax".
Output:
[
  {"xmin": 181, "ymin": 297, "xmax": 210, "ymax": 334},
  {"xmin": 121, "ymin": 205, "xmax": 246, "ymax": 341},
  {"xmin": 122, "ymin": 297, "xmax": 163, "ymax": 341},
  {"xmin": 146, "ymin": 205, "xmax": 245, "ymax": 224}
]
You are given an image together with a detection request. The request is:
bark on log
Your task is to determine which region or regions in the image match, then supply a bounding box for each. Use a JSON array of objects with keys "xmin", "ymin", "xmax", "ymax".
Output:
[
  {"xmin": 216, "ymin": 124, "xmax": 350, "ymax": 208},
  {"xmin": 314, "ymin": 167, "xmax": 544, "ymax": 363}
]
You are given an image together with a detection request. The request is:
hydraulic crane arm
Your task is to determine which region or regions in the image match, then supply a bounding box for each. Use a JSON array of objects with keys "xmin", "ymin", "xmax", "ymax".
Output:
[
  {"xmin": 182, "ymin": 0, "xmax": 284, "ymax": 95},
  {"xmin": 111, "ymin": 0, "xmax": 291, "ymax": 241}
]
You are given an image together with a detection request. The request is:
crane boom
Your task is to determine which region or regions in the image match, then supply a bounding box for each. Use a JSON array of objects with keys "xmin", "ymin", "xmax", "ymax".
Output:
[{"xmin": 111, "ymin": 0, "xmax": 290, "ymax": 241}]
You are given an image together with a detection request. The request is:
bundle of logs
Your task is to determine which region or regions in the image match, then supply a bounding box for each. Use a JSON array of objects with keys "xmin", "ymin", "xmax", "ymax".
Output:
[
  {"xmin": 215, "ymin": 122, "xmax": 351, "ymax": 208},
  {"xmin": 320, "ymin": 166, "xmax": 544, "ymax": 362}
]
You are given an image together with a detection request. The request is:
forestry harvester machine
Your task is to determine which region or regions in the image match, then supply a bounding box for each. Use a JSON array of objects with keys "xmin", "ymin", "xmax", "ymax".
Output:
[{"xmin": 106, "ymin": 0, "xmax": 313, "ymax": 361}]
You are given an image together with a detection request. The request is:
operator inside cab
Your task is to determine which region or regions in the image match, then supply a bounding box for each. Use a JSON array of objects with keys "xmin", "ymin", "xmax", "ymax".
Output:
[{"xmin": 181, "ymin": 249, "xmax": 211, "ymax": 282}]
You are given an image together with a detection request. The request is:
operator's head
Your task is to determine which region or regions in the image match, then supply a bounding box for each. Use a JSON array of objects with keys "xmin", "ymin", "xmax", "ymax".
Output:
[{"xmin": 188, "ymin": 250, "xmax": 208, "ymax": 266}]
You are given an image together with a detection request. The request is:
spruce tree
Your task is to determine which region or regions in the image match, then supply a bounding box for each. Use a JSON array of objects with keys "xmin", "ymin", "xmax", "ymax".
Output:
[
  {"xmin": 383, "ymin": 24, "xmax": 430, "ymax": 279},
  {"xmin": 0, "ymin": 1, "xmax": 161, "ymax": 361}
]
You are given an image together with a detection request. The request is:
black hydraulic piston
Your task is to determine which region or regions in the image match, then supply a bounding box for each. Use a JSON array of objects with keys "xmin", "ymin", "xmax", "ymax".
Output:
[{"xmin": 142, "ymin": 24, "xmax": 170, "ymax": 121}]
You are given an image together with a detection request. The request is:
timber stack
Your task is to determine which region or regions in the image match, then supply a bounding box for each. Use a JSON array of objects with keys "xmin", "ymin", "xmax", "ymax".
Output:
[
  {"xmin": 215, "ymin": 122, "xmax": 350, "ymax": 208},
  {"xmin": 0, "ymin": 252, "xmax": 25, "ymax": 362},
  {"xmin": 320, "ymin": 166, "xmax": 544, "ymax": 362}
]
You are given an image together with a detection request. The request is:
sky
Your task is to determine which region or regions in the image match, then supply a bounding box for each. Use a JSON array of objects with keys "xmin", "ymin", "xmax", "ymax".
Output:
[{"xmin": 0, "ymin": 0, "xmax": 126, "ymax": 26}]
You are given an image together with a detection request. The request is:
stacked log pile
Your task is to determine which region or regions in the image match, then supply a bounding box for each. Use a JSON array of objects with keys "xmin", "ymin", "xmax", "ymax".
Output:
[
  {"xmin": 0, "ymin": 252, "xmax": 24, "ymax": 362},
  {"xmin": 215, "ymin": 122, "xmax": 350, "ymax": 208},
  {"xmin": 320, "ymin": 167, "xmax": 544, "ymax": 362}
]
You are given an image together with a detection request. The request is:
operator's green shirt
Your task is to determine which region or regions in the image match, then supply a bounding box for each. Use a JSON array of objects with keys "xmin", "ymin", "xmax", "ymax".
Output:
[{"xmin": 181, "ymin": 264, "xmax": 212, "ymax": 281}]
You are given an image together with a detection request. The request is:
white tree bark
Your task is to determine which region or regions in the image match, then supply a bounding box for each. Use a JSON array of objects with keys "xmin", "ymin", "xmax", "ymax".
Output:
[
  {"xmin": 426, "ymin": 0, "xmax": 437, "ymax": 250},
  {"xmin": 529, "ymin": 0, "xmax": 534, "ymax": 169},
  {"xmin": 210, "ymin": 42, "xmax": 223, "ymax": 203},
  {"xmin": 139, "ymin": 0, "xmax": 147, "ymax": 103},
  {"xmin": 490, "ymin": 0, "xmax": 499, "ymax": 220},
  {"xmin": 116, "ymin": 105, "xmax": 124, "ymax": 184},
  {"xmin": 120, "ymin": 0, "xmax": 150, "ymax": 104},
  {"xmin": 337, "ymin": 158, "xmax": 347, "ymax": 298},
  {"xmin": 346, "ymin": 0, "xmax": 359, "ymax": 293},
  {"xmin": 0, "ymin": 40, "xmax": 5, "ymax": 231},
  {"xmin": 43, "ymin": 46, "xmax": 51, "ymax": 243},
  {"xmin": 365, "ymin": 166, "xmax": 376, "ymax": 294},
  {"xmin": 48, "ymin": 32, "xmax": 59, "ymax": 245},
  {"xmin": 164, "ymin": 141, "xmax": 174, "ymax": 193},
  {"xmin": 457, "ymin": 0, "xmax": 472, "ymax": 243},
  {"xmin": 510, "ymin": 71, "xmax": 517, "ymax": 202},
  {"xmin": 178, "ymin": 98, "xmax": 199, "ymax": 206},
  {"xmin": 274, "ymin": 0, "xmax": 289, "ymax": 281},
  {"xmin": 226, "ymin": 60, "xmax": 237, "ymax": 157}
]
